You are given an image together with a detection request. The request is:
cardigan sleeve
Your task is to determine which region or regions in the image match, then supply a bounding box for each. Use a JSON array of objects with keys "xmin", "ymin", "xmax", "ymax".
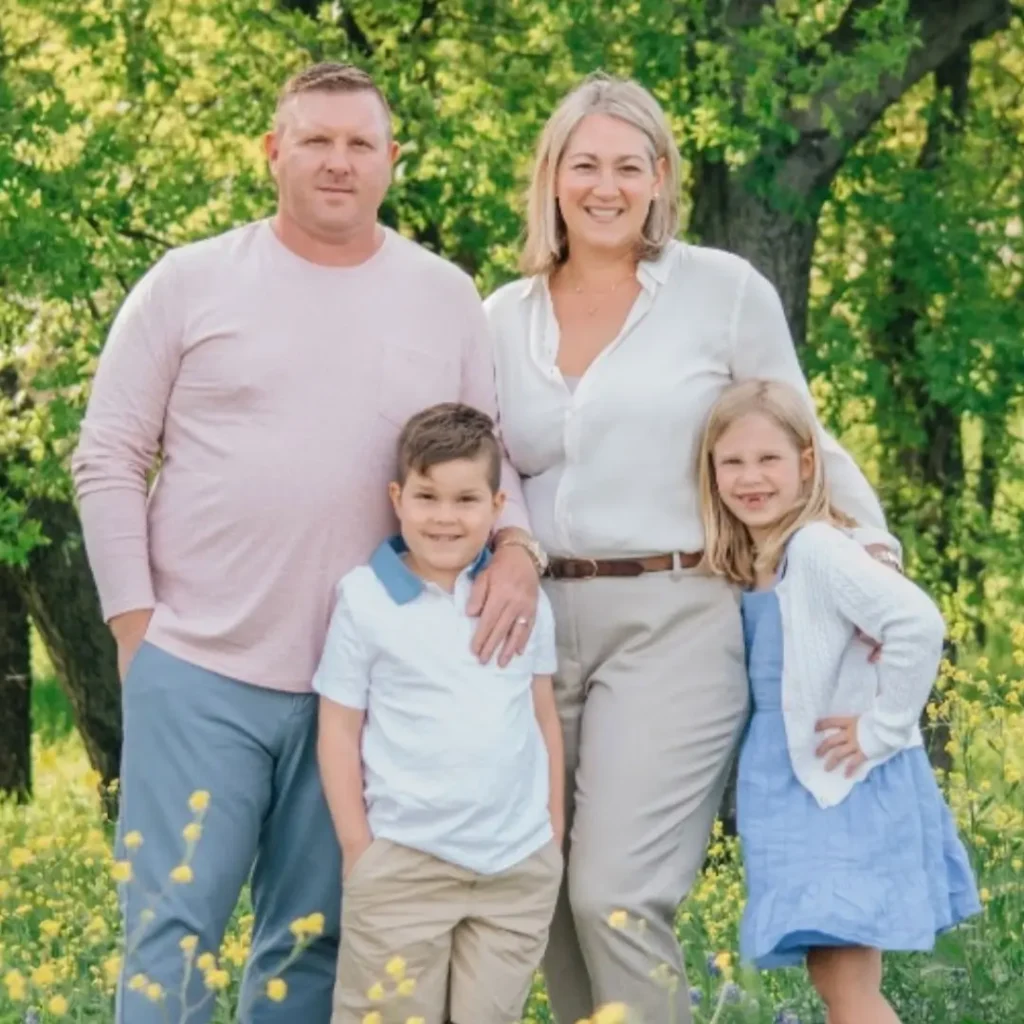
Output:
[{"xmin": 797, "ymin": 523, "xmax": 946, "ymax": 760}]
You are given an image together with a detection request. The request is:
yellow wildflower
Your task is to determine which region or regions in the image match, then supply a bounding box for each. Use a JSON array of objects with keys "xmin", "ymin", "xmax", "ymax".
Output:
[
  {"xmin": 32, "ymin": 962, "xmax": 57, "ymax": 986},
  {"xmin": 183, "ymin": 823, "xmax": 203, "ymax": 842},
  {"xmin": 196, "ymin": 953, "xmax": 217, "ymax": 973},
  {"xmin": 170, "ymin": 864, "xmax": 194, "ymax": 884},
  {"xmin": 397, "ymin": 977, "xmax": 417, "ymax": 997},
  {"xmin": 267, "ymin": 977, "xmax": 288, "ymax": 1002},
  {"xmin": 9, "ymin": 847, "xmax": 33, "ymax": 869},
  {"xmin": 145, "ymin": 982, "xmax": 164, "ymax": 1002},
  {"xmin": 40, "ymin": 919, "xmax": 61, "ymax": 938},
  {"xmin": 111, "ymin": 860, "xmax": 133, "ymax": 883},
  {"xmin": 124, "ymin": 830, "xmax": 144, "ymax": 850},
  {"xmin": 592, "ymin": 1003, "xmax": 629, "ymax": 1024},
  {"xmin": 607, "ymin": 909, "xmax": 629, "ymax": 930},
  {"xmin": 4, "ymin": 969, "xmax": 27, "ymax": 1001},
  {"xmin": 362, "ymin": 1014, "xmax": 383, "ymax": 1024},
  {"xmin": 367, "ymin": 981, "xmax": 386, "ymax": 1001},
  {"xmin": 104, "ymin": 955, "xmax": 122, "ymax": 983},
  {"xmin": 980, "ymin": 887, "xmax": 991, "ymax": 903},
  {"xmin": 405, "ymin": 1018, "xmax": 426, "ymax": 1024},
  {"xmin": 189, "ymin": 790, "xmax": 211, "ymax": 812},
  {"xmin": 205, "ymin": 969, "xmax": 230, "ymax": 990},
  {"xmin": 48, "ymin": 994, "xmax": 69, "ymax": 1016},
  {"xmin": 128, "ymin": 973, "xmax": 148, "ymax": 991},
  {"xmin": 385, "ymin": 955, "xmax": 406, "ymax": 980},
  {"xmin": 180, "ymin": 935, "xmax": 199, "ymax": 955}
]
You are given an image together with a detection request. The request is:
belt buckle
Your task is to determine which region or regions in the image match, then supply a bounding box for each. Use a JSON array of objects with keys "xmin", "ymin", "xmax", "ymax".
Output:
[{"xmin": 578, "ymin": 557, "xmax": 599, "ymax": 581}]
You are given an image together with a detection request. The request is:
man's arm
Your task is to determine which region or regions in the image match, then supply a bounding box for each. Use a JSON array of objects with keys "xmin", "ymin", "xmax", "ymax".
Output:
[
  {"xmin": 532, "ymin": 674, "xmax": 565, "ymax": 845},
  {"xmin": 72, "ymin": 252, "xmax": 185, "ymax": 672},
  {"xmin": 730, "ymin": 263, "xmax": 890, "ymax": 534},
  {"xmin": 457, "ymin": 275, "xmax": 540, "ymax": 664},
  {"xmin": 317, "ymin": 698, "xmax": 372, "ymax": 874}
]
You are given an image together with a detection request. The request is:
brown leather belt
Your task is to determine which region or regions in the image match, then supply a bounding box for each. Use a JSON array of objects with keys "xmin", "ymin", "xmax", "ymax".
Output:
[{"xmin": 546, "ymin": 551, "xmax": 702, "ymax": 580}]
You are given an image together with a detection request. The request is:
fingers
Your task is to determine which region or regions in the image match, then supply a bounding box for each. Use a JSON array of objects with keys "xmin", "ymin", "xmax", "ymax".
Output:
[
  {"xmin": 476, "ymin": 606, "xmax": 514, "ymax": 664},
  {"xmin": 816, "ymin": 716, "xmax": 855, "ymax": 732},
  {"xmin": 497, "ymin": 617, "xmax": 533, "ymax": 668},
  {"xmin": 844, "ymin": 752, "xmax": 867, "ymax": 778}
]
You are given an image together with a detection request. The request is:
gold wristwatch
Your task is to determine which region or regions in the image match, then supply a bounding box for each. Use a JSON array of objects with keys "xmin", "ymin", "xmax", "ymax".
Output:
[{"xmin": 497, "ymin": 535, "xmax": 549, "ymax": 577}]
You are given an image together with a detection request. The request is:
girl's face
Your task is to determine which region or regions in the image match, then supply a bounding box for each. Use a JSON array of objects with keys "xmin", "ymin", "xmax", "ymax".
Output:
[{"xmin": 712, "ymin": 412, "xmax": 814, "ymax": 542}]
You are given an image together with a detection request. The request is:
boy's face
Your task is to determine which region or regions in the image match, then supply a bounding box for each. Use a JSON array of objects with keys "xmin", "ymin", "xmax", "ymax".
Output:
[{"xmin": 388, "ymin": 456, "xmax": 505, "ymax": 577}]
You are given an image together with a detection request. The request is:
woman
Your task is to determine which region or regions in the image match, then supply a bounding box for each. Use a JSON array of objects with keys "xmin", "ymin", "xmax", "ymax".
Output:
[{"xmin": 484, "ymin": 73, "xmax": 893, "ymax": 1024}]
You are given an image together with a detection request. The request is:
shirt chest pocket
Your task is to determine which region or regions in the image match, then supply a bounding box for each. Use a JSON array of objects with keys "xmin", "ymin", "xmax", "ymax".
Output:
[{"xmin": 376, "ymin": 344, "xmax": 459, "ymax": 429}]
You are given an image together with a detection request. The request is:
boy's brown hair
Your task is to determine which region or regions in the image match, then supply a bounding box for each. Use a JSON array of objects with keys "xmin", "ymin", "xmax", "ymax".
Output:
[
  {"xmin": 275, "ymin": 62, "xmax": 392, "ymax": 136},
  {"xmin": 396, "ymin": 403, "xmax": 502, "ymax": 492}
]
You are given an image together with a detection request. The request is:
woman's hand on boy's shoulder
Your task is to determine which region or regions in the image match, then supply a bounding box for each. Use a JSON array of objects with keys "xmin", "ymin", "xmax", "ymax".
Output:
[{"xmin": 467, "ymin": 539, "xmax": 540, "ymax": 667}]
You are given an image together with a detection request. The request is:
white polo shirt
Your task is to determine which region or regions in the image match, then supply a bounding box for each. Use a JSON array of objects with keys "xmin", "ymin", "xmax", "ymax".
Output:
[{"xmin": 312, "ymin": 536, "xmax": 558, "ymax": 875}]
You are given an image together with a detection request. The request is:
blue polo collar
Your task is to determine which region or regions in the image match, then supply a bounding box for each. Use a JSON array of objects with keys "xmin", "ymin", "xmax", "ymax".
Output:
[{"xmin": 369, "ymin": 535, "xmax": 492, "ymax": 605}]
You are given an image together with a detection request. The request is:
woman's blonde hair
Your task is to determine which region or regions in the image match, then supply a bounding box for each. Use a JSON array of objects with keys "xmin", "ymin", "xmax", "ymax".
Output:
[
  {"xmin": 698, "ymin": 379, "xmax": 856, "ymax": 586},
  {"xmin": 520, "ymin": 72, "xmax": 682, "ymax": 276}
]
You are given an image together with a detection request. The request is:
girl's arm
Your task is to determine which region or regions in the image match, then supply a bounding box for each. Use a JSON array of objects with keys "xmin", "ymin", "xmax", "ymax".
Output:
[
  {"xmin": 532, "ymin": 674, "xmax": 565, "ymax": 844},
  {"xmin": 799, "ymin": 523, "xmax": 946, "ymax": 759},
  {"xmin": 317, "ymin": 698, "xmax": 372, "ymax": 875}
]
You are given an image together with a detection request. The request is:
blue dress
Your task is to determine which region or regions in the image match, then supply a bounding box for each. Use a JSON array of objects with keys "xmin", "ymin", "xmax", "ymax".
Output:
[{"xmin": 737, "ymin": 585, "xmax": 981, "ymax": 970}]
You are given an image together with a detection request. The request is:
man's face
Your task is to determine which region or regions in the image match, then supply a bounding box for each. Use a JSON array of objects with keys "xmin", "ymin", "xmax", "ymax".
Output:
[{"xmin": 265, "ymin": 90, "xmax": 399, "ymax": 243}]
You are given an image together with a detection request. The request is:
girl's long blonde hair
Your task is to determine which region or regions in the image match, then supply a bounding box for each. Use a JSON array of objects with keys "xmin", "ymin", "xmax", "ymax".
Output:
[{"xmin": 698, "ymin": 379, "xmax": 856, "ymax": 586}]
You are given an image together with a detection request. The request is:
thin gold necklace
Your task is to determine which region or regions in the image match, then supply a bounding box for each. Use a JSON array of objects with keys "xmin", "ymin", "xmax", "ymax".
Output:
[{"xmin": 566, "ymin": 269, "xmax": 636, "ymax": 316}]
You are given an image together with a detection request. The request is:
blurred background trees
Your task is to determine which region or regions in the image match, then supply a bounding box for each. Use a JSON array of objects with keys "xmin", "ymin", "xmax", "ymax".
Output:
[{"xmin": 1, "ymin": 0, "xmax": 1021, "ymax": 795}]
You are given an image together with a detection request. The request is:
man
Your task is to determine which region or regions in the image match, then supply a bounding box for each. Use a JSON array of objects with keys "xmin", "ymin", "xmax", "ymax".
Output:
[{"xmin": 72, "ymin": 63, "xmax": 543, "ymax": 1023}]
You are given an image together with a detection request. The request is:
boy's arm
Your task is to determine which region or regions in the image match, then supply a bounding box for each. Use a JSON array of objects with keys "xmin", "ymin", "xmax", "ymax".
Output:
[
  {"xmin": 311, "ymin": 582, "xmax": 374, "ymax": 875},
  {"xmin": 317, "ymin": 698, "xmax": 372, "ymax": 875},
  {"xmin": 532, "ymin": 674, "xmax": 565, "ymax": 845}
]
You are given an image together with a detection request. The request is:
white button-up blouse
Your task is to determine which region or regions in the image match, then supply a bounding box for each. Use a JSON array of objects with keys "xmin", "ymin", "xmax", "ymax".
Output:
[{"xmin": 484, "ymin": 241, "xmax": 887, "ymax": 559}]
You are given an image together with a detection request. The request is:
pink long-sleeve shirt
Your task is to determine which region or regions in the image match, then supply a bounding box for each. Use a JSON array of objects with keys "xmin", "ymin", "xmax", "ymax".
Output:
[{"xmin": 72, "ymin": 220, "xmax": 528, "ymax": 691}]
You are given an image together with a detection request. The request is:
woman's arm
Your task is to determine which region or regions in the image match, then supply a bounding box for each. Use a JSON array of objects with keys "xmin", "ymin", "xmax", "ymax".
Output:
[
  {"xmin": 317, "ymin": 699, "xmax": 372, "ymax": 874},
  {"xmin": 532, "ymin": 674, "xmax": 565, "ymax": 844},
  {"xmin": 798, "ymin": 524, "xmax": 945, "ymax": 760},
  {"xmin": 730, "ymin": 264, "xmax": 890, "ymax": 533}
]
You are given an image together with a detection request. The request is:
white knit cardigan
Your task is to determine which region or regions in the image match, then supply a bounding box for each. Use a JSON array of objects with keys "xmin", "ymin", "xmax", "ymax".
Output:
[{"xmin": 773, "ymin": 521, "xmax": 946, "ymax": 809}]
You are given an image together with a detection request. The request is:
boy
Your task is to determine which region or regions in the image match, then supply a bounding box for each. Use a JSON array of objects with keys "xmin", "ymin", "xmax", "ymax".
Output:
[{"xmin": 313, "ymin": 403, "xmax": 564, "ymax": 1024}]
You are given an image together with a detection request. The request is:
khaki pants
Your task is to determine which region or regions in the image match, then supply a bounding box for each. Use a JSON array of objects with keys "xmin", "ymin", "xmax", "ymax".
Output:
[
  {"xmin": 332, "ymin": 839, "xmax": 562, "ymax": 1024},
  {"xmin": 541, "ymin": 570, "xmax": 749, "ymax": 1024}
]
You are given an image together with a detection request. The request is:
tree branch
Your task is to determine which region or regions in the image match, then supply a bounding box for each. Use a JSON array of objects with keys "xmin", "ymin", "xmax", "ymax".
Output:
[{"xmin": 778, "ymin": 0, "xmax": 1012, "ymax": 195}]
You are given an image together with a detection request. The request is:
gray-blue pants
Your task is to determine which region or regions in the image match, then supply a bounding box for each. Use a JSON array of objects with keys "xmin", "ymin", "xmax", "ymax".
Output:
[{"xmin": 115, "ymin": 643, "xmax": 341, "ymax": 1023}]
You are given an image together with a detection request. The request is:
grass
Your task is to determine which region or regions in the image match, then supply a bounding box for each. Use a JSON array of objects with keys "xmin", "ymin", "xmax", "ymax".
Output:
[{"xmin": 1, "ymin": 637, "xmax": 1022, "ymax": 1024}]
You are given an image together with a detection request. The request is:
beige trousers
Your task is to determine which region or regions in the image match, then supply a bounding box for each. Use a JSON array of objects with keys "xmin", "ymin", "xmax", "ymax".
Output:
[
  {"xmin": 541, "ymin": 569, "xmax": 748, "ymax": 1024},
  {"xmin": 332, "ymin": 838, "xmax": 562, "ymax": 1024}
]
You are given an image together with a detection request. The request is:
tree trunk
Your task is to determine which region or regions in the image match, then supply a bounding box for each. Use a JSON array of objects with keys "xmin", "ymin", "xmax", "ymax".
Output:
[
  {"xmin": 20, "ymin": 497, "xmax": 122, "ymax": 795},
  {"xmin": 0, "ymin": 565, "xmax": 32, "ymax": 801},
  {"xmin": 690, "ymin": 160, "xmax": 822, "ymax": 343}
]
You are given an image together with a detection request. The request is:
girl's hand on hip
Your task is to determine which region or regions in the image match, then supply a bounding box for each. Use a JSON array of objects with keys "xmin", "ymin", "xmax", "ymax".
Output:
[{"xmin": 815, "ymin": 716, "xmax": 867, "ymax": 777}]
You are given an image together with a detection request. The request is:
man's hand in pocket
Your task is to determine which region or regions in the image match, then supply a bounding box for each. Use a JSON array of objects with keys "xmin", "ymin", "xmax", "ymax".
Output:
[{"xmin": 110, "ymin": 609, "xmax": 154, "ymax": 682}]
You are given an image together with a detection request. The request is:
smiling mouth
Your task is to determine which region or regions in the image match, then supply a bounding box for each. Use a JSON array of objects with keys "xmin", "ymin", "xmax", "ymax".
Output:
[
  {"xmin": 583, "ymin": 207, "xmax": 624, "ymax": 222},
  {"xmin": 737, "ymin": 494, "xmax": 774, "ymax": 508},
  {"xmin": 424, "ymin": 533, "xmax": 464, "ymax": 543}
]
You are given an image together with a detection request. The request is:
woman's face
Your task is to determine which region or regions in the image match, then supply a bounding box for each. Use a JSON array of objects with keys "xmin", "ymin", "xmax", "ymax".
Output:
[{"xmin": 555, "ymin": 114, "xmax": 665, "ymax": 258}]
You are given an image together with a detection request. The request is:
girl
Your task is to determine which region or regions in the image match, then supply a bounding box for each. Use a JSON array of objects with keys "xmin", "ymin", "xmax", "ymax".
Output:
[{"xmin": 698, "ymin": 379, "xmax": 980, "ymax": 1024}]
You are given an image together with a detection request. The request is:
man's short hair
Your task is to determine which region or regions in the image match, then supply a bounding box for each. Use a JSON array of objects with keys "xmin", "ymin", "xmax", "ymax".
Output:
[
  {"xmin": 276, "ymin": 62, "xmax": 392, "ymax": 136},
  {"xmin": 397, "ymin": 403, "xmax": 502, "ymax": 493}
]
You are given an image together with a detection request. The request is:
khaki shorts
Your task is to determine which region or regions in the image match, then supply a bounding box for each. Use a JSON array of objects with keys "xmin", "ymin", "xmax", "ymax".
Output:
[{"xmin": 331, "ymin": 838, "xmax": 563, "ymax": 1024}]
